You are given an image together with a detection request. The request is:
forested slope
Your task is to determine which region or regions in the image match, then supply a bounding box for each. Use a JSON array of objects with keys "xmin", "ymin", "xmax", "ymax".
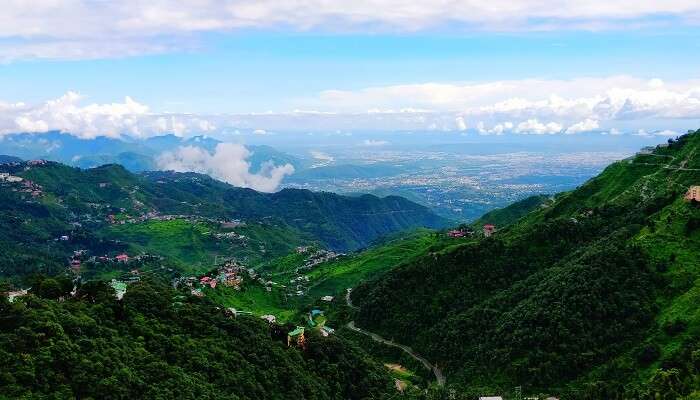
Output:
[
  {"xmin": 0, "ymin": 277, "xmax": 392, "ymax": 399},
  {"xmin": 0, "ymin": 161, "xmax": 446, "ymax": 281},
  {"xmin": 352, "ymin": 130, "xmax": 700, "ymax": 398}
]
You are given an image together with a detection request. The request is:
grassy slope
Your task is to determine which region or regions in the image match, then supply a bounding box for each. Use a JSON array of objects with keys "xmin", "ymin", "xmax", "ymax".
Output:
[{"xmin": 102, "ymin": 219, "xmax": 311, "ymax": 275}]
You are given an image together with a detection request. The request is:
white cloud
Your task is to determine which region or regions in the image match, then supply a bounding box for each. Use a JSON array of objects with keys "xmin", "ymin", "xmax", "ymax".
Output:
[
  {"xmin": 2, "ymin": 1, "xmax": 700, "ymax": 60},
  {"xmin": 477, "ymin": 121, "xmax": 513, "ymax": 135},
  {"xmin": 310, "ymin": 150, "xmax": 335, "ymax": 163},
  {"xmin": 565, "ymin": 118, "xmax": 600, "ymax": 134},
  {"xmin": 362, "ymin": 139, "xmax": 389, "ymax": 146},
  {"xmin": 0, "ymin": 92, "xmax": 217, "ymax": 139},
  {"xmin": 515, "ymin": 119, "xmax": 563, "ymax": 135},
  {"xmin": 2, "ymin": 76, "xmax": 700, "ymax": 138},
  {"xmin": 601, "ymin": 127, "xmax": 622, "ymax": 135},
  {"xmin": 156, "ymin": 143, "xmax": 294, "ymax": 192},
  {"xmin": 455, "ymin": 116, "xmax": 467, "ymax": 131}
]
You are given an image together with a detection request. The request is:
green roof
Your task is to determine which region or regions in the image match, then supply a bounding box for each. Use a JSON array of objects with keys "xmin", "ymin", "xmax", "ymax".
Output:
[{"xmin": 288, "ymin": 326, "xmax": 305, "ymax": 337}]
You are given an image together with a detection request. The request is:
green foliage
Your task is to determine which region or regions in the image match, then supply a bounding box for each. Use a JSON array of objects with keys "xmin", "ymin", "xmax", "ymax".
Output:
[
  {"xmin": 472, "ymin": 194, "xmax": 551, "ymax": 228},
  {"xmin": 352, "ymin": 130, "xmax": 700, "ymax": 396},
  {"xmin": 0, "ymin": 160, "xmax": 446, "ymax": 282},
  {"xmin": 0, "ymin": 278, "xmax": 393, "ymax": 399}
]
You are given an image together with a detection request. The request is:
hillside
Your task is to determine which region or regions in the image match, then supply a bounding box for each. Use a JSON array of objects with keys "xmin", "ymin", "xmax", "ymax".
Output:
[
  {"xmin": 0, "ymin": 132, "xmax": 307, "ymax": 173},
  {"xmin": 0, "ymin": 160, "xmax": 446, "ymax": 282},
  {"xmin": 472, "ymin": 194, "xmax": 551, "ymax": 228},
  {"xmin": 0, "ymin": 276, "xmax": 392, "ymax": 399},
  {"xmin": 351, "ymin": 130, "xmax": 700, "ymax": 398}
]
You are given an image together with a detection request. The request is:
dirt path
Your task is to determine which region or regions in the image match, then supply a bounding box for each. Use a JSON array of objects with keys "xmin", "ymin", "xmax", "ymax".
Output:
[{"xmin": 345, "ymin": 289, "xmax": 445, "ymax": 386}]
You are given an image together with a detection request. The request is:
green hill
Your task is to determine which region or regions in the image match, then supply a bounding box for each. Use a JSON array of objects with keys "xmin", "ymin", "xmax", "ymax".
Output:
[
  {"xmin": 472, "ymin": 194, "xmax": 551, "ymax": 228},
  {"xmin": 0, "ymin": 277, "xmax": 392, "ymax": 399},
  {"xmin": 0, "ymin": 161, "xmax": 446, "ymax": 282},
  {"xmin": 351, "ymin": 130, "xmax": 700, "ymax": 398}
]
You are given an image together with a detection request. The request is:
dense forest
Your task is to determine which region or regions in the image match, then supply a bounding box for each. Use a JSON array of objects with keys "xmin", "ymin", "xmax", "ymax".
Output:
[
  {"xmin": 0, "ymin": 161, "xmax": 445, "ymax": 282},
  {"xmin": 353, "ymin": 130, "xmax": 700, "ymax": 398},
  {"xmin": 0, "ymin": 276, "xmax": 393, "ymax": 399}
]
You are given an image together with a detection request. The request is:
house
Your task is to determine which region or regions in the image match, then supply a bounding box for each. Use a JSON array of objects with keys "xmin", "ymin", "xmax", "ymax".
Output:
[
  {"xmin": 260, "ymin": 314, "xmax": 276, "ymax": 323},
  {"xmin": 6, "ymin": 289, "xmax": 29, "ymax": 303},
  {"xmin": 296, "ymin": 246, "xmax": 310, "ymax": 254},
  {"xmin": 287, "ymin": 326, "xmax": 306, "ymax": 348},
  {"xmin": 110, "ymin": 280, "xmax": 128, "ymax": 300},
  {"xmin": 685, "ymin": 186, "xmax": 700, "ymax": 202},
  {"xmin": 59, "ymin": 235, "xmax": 69, "ymax": 241},
  {"xmin": 310, "ymin": 309, "xmax": 323, "ymax": 317},
  {"xmin": 70, "ymin": 259, "xmax": 81, "ymax": 270},
  {"xmin": 483, "ymin": 224, "xmax": 496, "ymax": 237},
  {"xmin": 447, "ymin": 229, "xmax": 466, "ymax": 238},
  {"xmin": 321, "ymin": 295, "xmax": 334, "ymax": 302},
  {"xmin": 479, "ymin": 397, "xmax": 503, "ymax": 400},
  {"xmin": 191, "ymin": 288, "xmax": 204, "ymax": 297},
  {"xmin": 320, "ymin": 326, "xmax": 335, "ymax": 337},
  {"xmin": 115, "ymin": 254, "xmax": 129, "ymax": 263}
]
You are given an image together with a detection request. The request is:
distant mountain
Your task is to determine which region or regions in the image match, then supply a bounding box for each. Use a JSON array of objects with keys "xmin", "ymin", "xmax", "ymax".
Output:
[
  {"xmin": 352, "ymin": 130, "xmax": 700, "ymax": 397},
  {"xmin": 0, "ymin": 132, "xmax": 306, "ymax": 173},
  {"xmin": 0, "ymin": 155, "xmax": 22, "ymax": 164},
  {"xmin": 0, "ymin": 159, "xmax": 447, "ymax": 280}
]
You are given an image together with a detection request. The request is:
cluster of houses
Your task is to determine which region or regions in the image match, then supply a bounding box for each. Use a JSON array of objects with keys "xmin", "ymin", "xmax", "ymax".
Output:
[
  {"xmin": 179, "ymin": 261, "xmax": 251, "ymax": 298},
  {"xmin": 0, "ymin": 172, "xmax": 23, "ymax": 183},
  {"xmin": 0, "ymin": 173, "xmax": 43, "ymax": 198},
  {"xmin": 447, "ymin": 224, "xmax": 496, "ymax": 238},
  {"xmin": 295, "ymin": 249, "xmax": 343, "ymax": 273}
]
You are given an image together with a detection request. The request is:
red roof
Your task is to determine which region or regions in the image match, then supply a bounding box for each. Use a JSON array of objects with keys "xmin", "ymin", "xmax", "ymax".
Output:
[{"xmin": 115, "ymin": 254, "xmax": 129, "ymax": 261}]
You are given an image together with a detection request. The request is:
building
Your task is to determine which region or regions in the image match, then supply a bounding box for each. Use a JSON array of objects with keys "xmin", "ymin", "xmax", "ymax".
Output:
[
  {"xmin": 320, "ymin": 326, "xmax": 335, "ymax": 337},
  {"xmin": 685, "ymin": 186, "xmax": 700, "ymax": 202},
  {"xmin": 321, "ymin": 295, "xmax": 334, "ymax": 302},
  {"xmin": 115, "ymin": 254, "xmax": 129, "ymax": 263},
  {"xmin": 260, "ymin": 314, "xmax": 276, "ymax": 324},
  {"xmin": 479, "ymin": 397, "xmax": 503, "ymax": 400},
  {"xmin": 447, "ymin": 229, "xmax": 466, "ymax": 238},
  {"xmin": 287, "ymin": 326, "xmax": 306, "ymax": 348},
  {"xmin": 110, "ymin": 280, "xmax": 128, "ymax": 300},
  {"xmin": 6, "ymin": 289, "xmax": 29, "ymax": 303},
  {"xmin": 483, "ymin": 224, "xmax": 496, "ymax": 237}
]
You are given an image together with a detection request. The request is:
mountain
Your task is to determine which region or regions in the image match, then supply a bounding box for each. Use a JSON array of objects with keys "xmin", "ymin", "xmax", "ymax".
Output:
[
  {"xmin": 351, "ymin": 130, "xmax": 700, "ymax": 398},
  {"xmin": 0, "ymin": 160, "xmax": 447, "ymax": 281},
  {"xmin": 0, "ymin": 132, "xmax": 306, "ymax": 173},
  {"xmin": 0, "ymin": 276, "xmax": 392, "ymax": 399},
  {"xmin": 472, "ymin": 194, "xmax": 551, "ymax": 228},
  {"xmin": 0, "ymin": 155, "xmax": 23, "ymax": 164}
]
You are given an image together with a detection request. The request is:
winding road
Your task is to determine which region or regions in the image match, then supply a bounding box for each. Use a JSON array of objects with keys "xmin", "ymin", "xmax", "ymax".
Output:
[{"xmin": 345, "ymin": 289, "xmax": 445, "ymax": 386}]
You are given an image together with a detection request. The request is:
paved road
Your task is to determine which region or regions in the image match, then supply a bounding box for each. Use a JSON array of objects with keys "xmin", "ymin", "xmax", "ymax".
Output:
[{"xmin": 345, "ymin": 289, "xmax": 445, "ymax": 386}]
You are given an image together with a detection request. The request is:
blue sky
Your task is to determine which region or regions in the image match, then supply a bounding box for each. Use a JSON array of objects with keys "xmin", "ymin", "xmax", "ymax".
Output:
[
  {"xmin": 1, "ymin": 1, "xmax": 700, "ymax": 138},
  {"xmin": 3, "ymin": 29, "xmax": 700, "ymax": 114}
]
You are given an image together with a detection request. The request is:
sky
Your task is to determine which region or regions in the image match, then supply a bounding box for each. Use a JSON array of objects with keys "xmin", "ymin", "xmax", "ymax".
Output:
[{"xmin": 1, "ymin": 1, "xmax": 700, "ymax": 138}]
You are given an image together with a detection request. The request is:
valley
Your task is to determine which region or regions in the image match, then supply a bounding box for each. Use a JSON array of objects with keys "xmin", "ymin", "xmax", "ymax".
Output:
[{"xmin": 2, "ymin": 130, "xmax": 700, "ymax": 399}]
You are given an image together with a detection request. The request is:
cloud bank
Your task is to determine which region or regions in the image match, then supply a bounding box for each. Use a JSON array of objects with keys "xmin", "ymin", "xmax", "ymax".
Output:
[
  {"xmin": 1, "ymin": 76, "xmax": 700, "ymax": 137},
  {"xmin": 3, "ymin": 1, "xmax": 700, "ymax": 60},
  {"xmin": 156, "ymin": 143, "xmax": 294, "ymax": 192}
]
